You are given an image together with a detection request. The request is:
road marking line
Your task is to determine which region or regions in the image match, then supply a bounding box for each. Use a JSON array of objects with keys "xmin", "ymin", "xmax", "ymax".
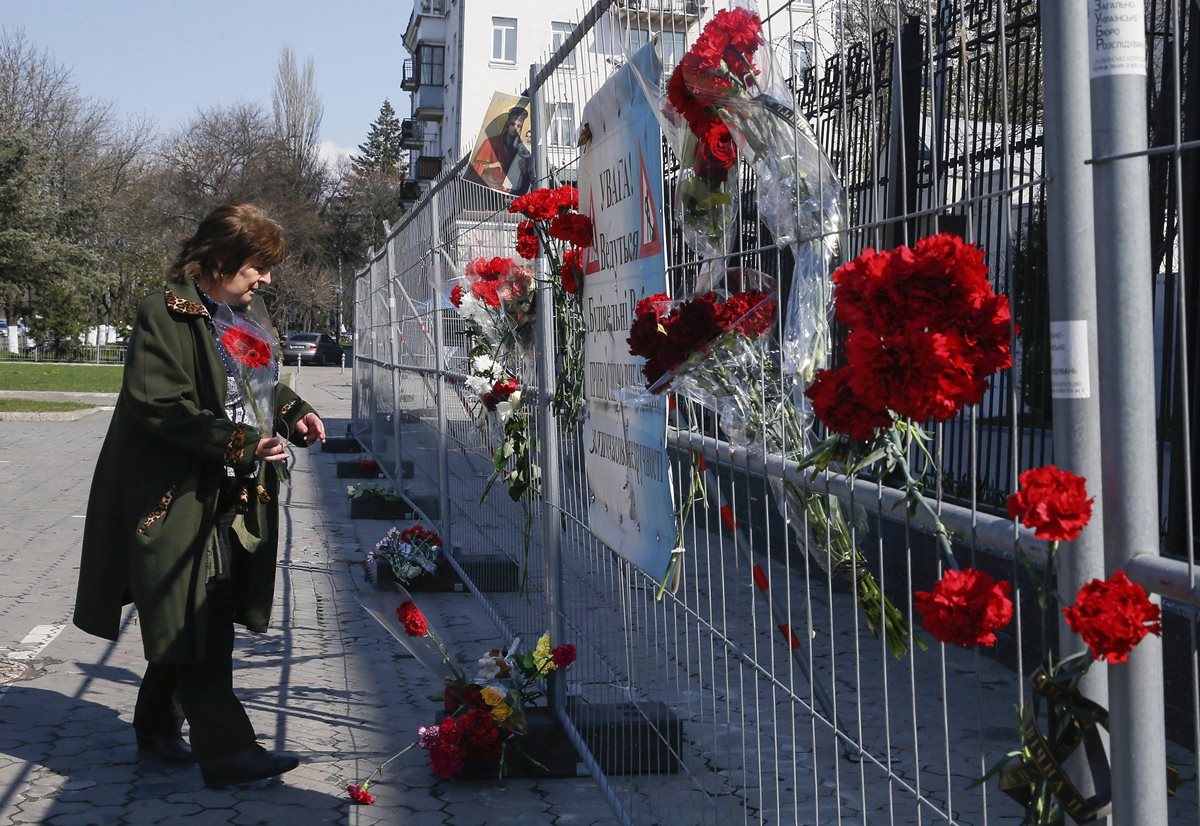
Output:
[{"xmin": 0, "ymin": 623, "xmax": 66, "ymax": 699}]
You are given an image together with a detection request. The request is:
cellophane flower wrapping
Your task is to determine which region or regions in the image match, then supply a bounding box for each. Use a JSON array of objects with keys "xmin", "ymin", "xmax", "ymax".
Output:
[
  {"xmin": 211, "ymin": 302, "xmax": 279, "ymax": 433},
  {"xmin": 622, "ymin": 26, "xmax": 740, "ymax": 270},
  {"xmin": 448, "ymin": 256, "xmax": 539, "ymax": 502},
  {"xmin": 358, "ymin": 585, "xmax": 464, "ymax": 682},
  {"xmin": 628, "ymin": 1, "xmax": 844, "ymax": 381},
  {"xmin": 627, "ymin": 282, "xmax": 913, "ymax": 656},
  {"xmin": 366, "ymin": 524, "xmax": 443, "ymax": 584}
]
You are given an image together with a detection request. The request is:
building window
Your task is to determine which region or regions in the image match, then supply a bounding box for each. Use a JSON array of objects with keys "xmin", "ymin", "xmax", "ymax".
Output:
[
  {"xmin": 627, "ymin": 28, "xmax": 687, "ymax": 70},
  {"xmin": 552, "ymin": 22, "xmax": 575, "ymax": 68},
  {"xmin": 549, "ymin": 102, "xmax": 576, "ymax": 146},
  {"xmin": 791, "ymin": 39, "xmax": 814, "ymax": 74},
  {"xmin": 492, "ymin": 17, "xmax": 518, "ymax": 63},
  {"xmin": 419, "ymin": 44, "xmax": 445, "ymax": 85}
]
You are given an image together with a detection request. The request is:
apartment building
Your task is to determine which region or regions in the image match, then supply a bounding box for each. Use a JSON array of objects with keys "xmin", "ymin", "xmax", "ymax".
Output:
[{"xmin": 399, "ymin": 0, "xmax": 828, "ymax": 199}]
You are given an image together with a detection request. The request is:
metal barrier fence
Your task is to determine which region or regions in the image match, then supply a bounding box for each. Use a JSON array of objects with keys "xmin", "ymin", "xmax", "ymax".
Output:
[{"xmin": 354, "ymin": 1, "xmax": 1199, "ymax": 823}]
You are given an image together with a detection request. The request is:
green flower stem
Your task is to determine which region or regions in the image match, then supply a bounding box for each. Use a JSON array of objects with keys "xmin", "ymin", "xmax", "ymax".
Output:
[
  {"xmin": 356, "ymin": 739, "xmax": 419, "ymax": 793},
  {"xmin": 884, "ymin": 428, "xmax": 958, "ymax": 572},
  {"xmin": 673, "ymin": 336, "xmax": 914, "ymax": 656}
]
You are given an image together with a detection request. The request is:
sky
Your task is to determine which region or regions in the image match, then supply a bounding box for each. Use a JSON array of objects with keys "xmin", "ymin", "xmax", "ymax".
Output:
[{"xmin": 2, "ymin": 0, "xmax": 415, "ymax": 167}]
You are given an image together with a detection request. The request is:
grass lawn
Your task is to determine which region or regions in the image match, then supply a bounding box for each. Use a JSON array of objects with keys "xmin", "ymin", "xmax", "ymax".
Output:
[
  {"xmin": 0, "ymin": 398, "xmax": 95, "ymax": 412},
  {"xmin": 0, "ymin": 363, "xmax": 123, "ymax": 393}
]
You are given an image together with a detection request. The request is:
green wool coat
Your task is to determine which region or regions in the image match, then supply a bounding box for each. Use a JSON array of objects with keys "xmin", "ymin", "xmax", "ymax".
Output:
[{"xmin": 74, "ymin": 281, "xmax": 316, "ymax": 664}]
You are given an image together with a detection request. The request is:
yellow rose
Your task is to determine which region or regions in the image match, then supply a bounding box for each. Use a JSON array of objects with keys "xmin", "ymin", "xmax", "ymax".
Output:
[
  {"xmin": 492, "ymin": 703, "xmax": 513, "ymax": 723},
  {"xmin": 481, "ymin": 685, "xmax": 505, "ymax": 707}
]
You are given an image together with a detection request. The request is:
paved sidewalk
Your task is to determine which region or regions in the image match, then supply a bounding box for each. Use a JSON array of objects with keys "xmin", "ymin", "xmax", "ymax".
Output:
[{"xmin": 0, "ymin": 367, "xmax": 613, "ymax": 825}]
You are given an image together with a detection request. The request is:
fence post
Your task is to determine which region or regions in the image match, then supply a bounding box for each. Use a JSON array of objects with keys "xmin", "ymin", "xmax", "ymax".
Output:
[
  {"xmin": 529, "ymin": 62, "xmax": 566, "ymax": 713},
  {"xmin": 1041, "ymin": 3, "xmax": 1108, "ymax": 822},
  {"xmin": 1087, "ymin": 2, "xmax": 1168, "ymax": 823},
  {"xmin": 429, "ymin": 191, "xmax": 453, "ymax": 558},
  {"xmin": 385, "ymin": 229, "xmax": 404, "ymax": 478}
]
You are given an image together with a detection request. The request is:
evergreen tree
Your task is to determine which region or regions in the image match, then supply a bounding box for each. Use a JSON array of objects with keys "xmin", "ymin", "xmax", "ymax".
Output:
[{"xmin": 352, "ymin": 100, "xmax": 406, "ymax": 177}]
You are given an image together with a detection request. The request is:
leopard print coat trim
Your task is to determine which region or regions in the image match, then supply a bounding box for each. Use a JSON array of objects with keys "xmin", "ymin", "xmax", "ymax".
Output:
[
  {"xmin": 164, "ymin": 288, "xmax": 210, "ymax": 318},
  {"xmin": 138, "ymin": 485, "xmax": 177, "ymax": 534},
  {"xmin": 225, "ymin": 423, "xmax": 248, "ymax": 465}
]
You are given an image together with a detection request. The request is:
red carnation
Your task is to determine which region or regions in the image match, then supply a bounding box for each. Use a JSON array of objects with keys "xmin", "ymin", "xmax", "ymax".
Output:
[
  {"xmin": 220, "ymin": 327, "xmax": 272, "ymax": 369},
  {"xmin": 805, "ymin": 367, "xmax": 893, "ymax": 441},
  {"xmin": 428, "ymin": 716, "xmax": 465, "ymax": 779},
  {"xmin": 459, "ymin": 708, "xmax": 502, "ymax": 763},
  {"xmin": 396, "ymin": 600, "xmax": 428, "ymax": 637},
  {"xmin": 509, "ymin": 188, "xmax": 558, "ymax": 222},
  {"xmin": 548, "ymin": 213, "xmax": 594, "ymax": 248},
  {"xmin": 635, "ymin": 293, "xmax": 671, "ymax": 319},
  {"xmin": 516, "ymin": 220, "xmax": 539, "ymax": 259},
  {"xmin": 693, "ymin": 120, "xmax": 738, "ymax": 180},
  {"xmin": 1063, "ymin": 571, "xmax": 1161, "ymax": 664},
  {"xmin": 471, "ymin": 279, "xmax": 501, "ymax": 308},
  {"xmin": 551, "ymin": 643, "xmax": 576, "ymax": 669},
  {"xmin": 1006, "ymin": 465, "xmax": 1094, "ymax": 542},
  {"xmin": 346, "ymin": 784, "xmax": 375, "ymax": 805},
  {"xmin": 559, "ymin": 247, "xmax": 583, "ymax": 294},
  {"xmin": 913, "ymin": 567, "xmax": 1013, "ymax": 648},
  {"xmin": 717, "ymin": 290, "xmax": 774, "ymax": 337},
  {"xmin": 449, "ymin": 284, "xmax": 464, "ymax": 307}
]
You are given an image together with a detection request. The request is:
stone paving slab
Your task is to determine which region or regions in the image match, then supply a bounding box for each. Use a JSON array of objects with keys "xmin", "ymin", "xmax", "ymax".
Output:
[{"xmin": 0, "ymin": 366, "xmax": 615, "ymax": 826}]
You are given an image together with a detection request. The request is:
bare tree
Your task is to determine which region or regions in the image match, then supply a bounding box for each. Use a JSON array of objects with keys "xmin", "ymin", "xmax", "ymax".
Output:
[{"xmin": 272, "ymin": 47, "xmax": 323, "ymax": 166}]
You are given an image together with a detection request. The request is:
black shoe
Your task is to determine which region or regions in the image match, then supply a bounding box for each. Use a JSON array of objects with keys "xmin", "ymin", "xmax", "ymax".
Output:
[
  {"xmin": 136, "ymin": 731, "xmax": 195, "ymax": 765},
  {"xmin": 200, "ymin": 744, "xmax": 300, "ymax": 789}
]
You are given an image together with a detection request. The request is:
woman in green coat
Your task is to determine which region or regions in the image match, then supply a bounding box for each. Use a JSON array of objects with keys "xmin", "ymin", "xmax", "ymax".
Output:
[{"xmin": 74, "ymin": 204, "xmax": 326, "ymax": 788}]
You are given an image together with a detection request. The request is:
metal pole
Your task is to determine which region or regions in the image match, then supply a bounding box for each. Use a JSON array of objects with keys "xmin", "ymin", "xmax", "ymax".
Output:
[
  {"xmin": 429, "ymin": 190, "xmax": 453, "ymax": 559},
  {"xmin": 1087, "ymin": 3, "xmax": 1168, "ymax": 823},
  {"xmin": 385, "ymin": 230, "xmax": 404, "ymax": 479},
  {"xmin": 1041, "ymin": 4, "xmax": 1108, "ymax": 822},
  {"xmin": 530, "ymin": 62, "xmax": 566, "ymax": 713}
]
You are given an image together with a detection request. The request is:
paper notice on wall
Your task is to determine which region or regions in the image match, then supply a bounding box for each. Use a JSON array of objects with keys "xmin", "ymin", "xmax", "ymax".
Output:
[
  {"xmin": 1050, "ymin": 320, "xmax": 1092, "ymax": 400},
  {"xmin": 1089, "ymin": 1, "xmax": 1146, "ymax": 78},
  {"xmin": 578, "ymin": 43, "xmax": 676, "ymax": 583}
]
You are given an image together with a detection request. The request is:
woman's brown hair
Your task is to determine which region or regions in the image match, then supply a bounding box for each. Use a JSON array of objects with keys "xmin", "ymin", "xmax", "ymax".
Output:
[{"xmin": 168, "ymin": 203, "xmax": 287, "ymax": 284}]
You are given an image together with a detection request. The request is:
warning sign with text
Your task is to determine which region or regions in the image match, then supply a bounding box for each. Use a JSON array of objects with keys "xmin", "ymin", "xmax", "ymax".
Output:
[{"xmin": 578, "ymin": 43, "xmax": 675, "ymax": 580}]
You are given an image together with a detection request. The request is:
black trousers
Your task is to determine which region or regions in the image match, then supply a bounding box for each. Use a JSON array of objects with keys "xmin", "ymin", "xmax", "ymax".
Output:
[{"xmin": 132, "ymin": 514, "xmax": 256, "ymax": 763}]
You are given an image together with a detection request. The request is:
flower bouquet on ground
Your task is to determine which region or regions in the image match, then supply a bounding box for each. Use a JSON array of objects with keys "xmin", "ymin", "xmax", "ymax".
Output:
[
  {"xmin": 627, "ymin": 276, "xmax": 912, "ymax": 656},
  {"xmin": 508, "ymin": 184, "xmax": 592, "ymax": 422},
  {"xmin": 449, "ymin": 260, "xmax": 539, "ymax": 504},
  {"xmin": 364, "ymin": 523, "xmax": 443, "ymax": 585},
  {"xmin": 350, "ymin": 589, "xmax": 578, "ymax": 800}
]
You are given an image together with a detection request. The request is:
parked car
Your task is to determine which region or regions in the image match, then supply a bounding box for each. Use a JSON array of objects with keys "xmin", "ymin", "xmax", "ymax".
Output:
[{"xmin": 283, "ymin": 332, "xmax": 343, "ymax": 366}]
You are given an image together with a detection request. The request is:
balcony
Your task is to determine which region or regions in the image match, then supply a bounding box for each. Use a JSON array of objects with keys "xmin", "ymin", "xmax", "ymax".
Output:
[
  {"xmin": 401, "ymin": 59, "xmax": 419, "ymax": 91},
  {"xmin": 414, "ymin": 155, "xmax": 442, "ymax": 181},
  {"xmin": 400, "ymin": 180, "xmax": 424, "ymax": 203},
  {"xmin": 615, "ymin": 0, "xmax": 702, "ymax": 22},
  {"xmin": 412, "ymin": 84, "xmax": 444, "ymax": 121},
  {"xmin": 400, "ymin": 119, "xmax": 424, "ymax": 150}
]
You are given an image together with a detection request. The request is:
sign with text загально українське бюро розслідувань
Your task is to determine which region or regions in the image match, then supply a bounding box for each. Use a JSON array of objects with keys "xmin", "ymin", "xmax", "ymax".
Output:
[{"xmin": 578, "ymin": 42, "xmax": 676, "ymax": 582}]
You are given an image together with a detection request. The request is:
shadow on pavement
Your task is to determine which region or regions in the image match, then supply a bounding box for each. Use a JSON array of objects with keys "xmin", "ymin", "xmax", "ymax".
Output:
[{"xmin": 0, "ymin": 685, "xmax": 349, "ymax": 822}]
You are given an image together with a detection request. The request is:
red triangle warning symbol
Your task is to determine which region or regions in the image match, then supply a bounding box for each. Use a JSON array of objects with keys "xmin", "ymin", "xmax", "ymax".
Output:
[
  {"xmin": 584, "ymin": 191, "xmax": 602, "ymax": 275},
  {"xmin": 638, "ymin": 143, "xmax": 662, "ymax": 259}
]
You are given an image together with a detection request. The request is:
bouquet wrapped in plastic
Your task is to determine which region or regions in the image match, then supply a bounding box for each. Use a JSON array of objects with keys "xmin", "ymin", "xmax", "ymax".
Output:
[
  {"xmin": 211, "ymin": 302, "xmax": 280, "ymax": 435},
  {"xmin": 364, "ymin": 523, "xmax": 443, "ymax": 585},
  {"xmin": 627, "ymin": 1, "xmax": 843, "ymax": 380},
  {"xmin": 449, "ymin": 257, "xmax": 539, "ymax": 502},
  {"xmin": 627, "ymin": 273, "xmax": 913, "ymax": 656}
]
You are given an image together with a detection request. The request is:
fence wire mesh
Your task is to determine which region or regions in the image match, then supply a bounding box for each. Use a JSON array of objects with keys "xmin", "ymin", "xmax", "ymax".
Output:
[{"xmin": 354, "ymin": 1, "xmax": 1199, "ymax": 823}]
